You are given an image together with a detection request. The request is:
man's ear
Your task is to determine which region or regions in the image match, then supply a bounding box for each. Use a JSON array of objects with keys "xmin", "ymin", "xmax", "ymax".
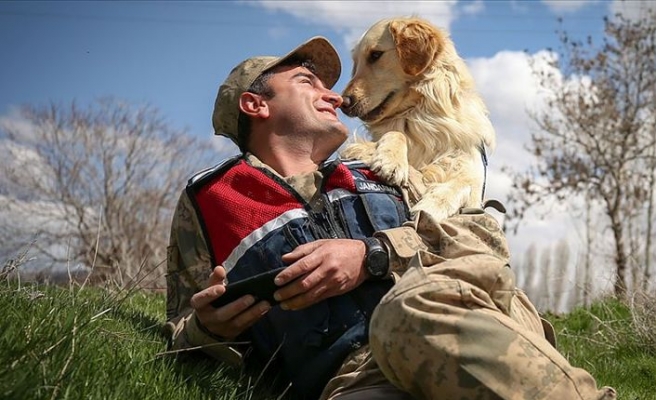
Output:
[
  {"xmin": 389, "ymin": 19, "xmax": 444, "ymax": 76},
  {"xmin": 239, "ymin": 92, "xmax": 269, "ymax": 119}
]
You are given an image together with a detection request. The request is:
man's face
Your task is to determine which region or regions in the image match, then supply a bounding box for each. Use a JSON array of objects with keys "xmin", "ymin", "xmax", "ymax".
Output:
[{"xmin": 263, "ymin": 64, "xmax": 348, "ymax": 154}]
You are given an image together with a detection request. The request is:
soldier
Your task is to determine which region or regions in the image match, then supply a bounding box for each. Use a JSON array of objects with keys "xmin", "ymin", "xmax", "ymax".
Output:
[{"xmin": 163, "ymin": 36, "xmax": 616, "ymax": 400}]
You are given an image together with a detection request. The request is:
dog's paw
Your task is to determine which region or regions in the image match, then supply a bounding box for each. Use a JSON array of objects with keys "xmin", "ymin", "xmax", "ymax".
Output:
[
  {"xmin": 371, "ymin": 131, "xmax": 409, "ymax": 187},
  {"xmin": 411, "ymin": 199, "xmax": 455, "ymax": 221},
  {"xmin": 372, "ymin": 157, "xmax": 409, "ymax": 188},
  {"xmin": 410, "ymin": 184, "xmax": 471, "ymax": 221},
  {"xmin": 341, "ymin": 141, "xmax": 376, "ymax": 164}
]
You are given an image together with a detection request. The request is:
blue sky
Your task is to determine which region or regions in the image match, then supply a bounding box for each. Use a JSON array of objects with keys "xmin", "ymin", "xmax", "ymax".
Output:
[
  {"xmin": 1, "ymin": 0, "xmax": 653, "ymax": 304},
  {"xmin": 1, "ymin": 0, "xmax": 609, "ymax": 143}
]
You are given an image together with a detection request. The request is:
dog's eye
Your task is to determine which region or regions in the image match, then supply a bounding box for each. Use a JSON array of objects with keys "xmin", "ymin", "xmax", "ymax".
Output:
[{"xmin": 368, "ymin": 50, "xmax": 384, "ymax": 64}]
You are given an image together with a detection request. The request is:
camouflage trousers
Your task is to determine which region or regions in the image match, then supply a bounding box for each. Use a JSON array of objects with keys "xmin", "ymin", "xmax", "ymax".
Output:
[{"xmin": 322, "ymin": 211, "xmax": 616, "ymax": 400}]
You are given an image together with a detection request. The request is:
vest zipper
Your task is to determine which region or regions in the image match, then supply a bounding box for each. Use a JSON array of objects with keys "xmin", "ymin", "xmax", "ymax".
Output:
[{"xmin": 309, "ymin": 194, "xmax": 343, "ymax": 240}]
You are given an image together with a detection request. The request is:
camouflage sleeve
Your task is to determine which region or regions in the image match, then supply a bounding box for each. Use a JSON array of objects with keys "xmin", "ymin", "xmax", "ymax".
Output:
[
  {"xmin": 371, "ymin": 167, "xmax": 428, "ymax": 277},
  {"xmin": 373, "ymin": 207, "xmax": 509, "ymax": 277},
  {"xmin": 163, "ymin": 189, "xmax": 243, "ymax": 365},
  {"xmin": 373, "ymin": 225, "xmax": 426, "ymax": 277}
]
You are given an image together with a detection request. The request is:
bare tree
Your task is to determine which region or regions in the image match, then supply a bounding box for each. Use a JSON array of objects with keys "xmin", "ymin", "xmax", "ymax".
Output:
[
  {"xmin": 643, "ymin": 83, "xmax": 656, "ymax": 293},
  {"xmin": 0, "ymin": 99, "xmax": 220, "ymax": 288},
  {"xmin": 507, "ymin": 10, "xmax": 656, "ymax": 299},
  {"xmin": 552, "ymin": 239, "xmax": 570, "ymax": 311},
  {"xmin": 538, "ymin": 248, "xmax": 551, "ymax": 311},
  {"xmin": 583, "ymin": 193, "xmax": 593, "ymax": 306},
  {"xmin": 568, "ymin": 256, "xmax": 583, "ymax": 311},
  {"xmin": 518, "ymin": 243, "xmax": 538, "ymax": 302}
]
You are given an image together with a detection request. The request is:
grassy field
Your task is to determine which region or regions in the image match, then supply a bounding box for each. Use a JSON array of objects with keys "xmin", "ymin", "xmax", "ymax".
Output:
[
  {"xmin": 0, "ymin": 275, "xmax": 285, "ymax": 400},
  {"xmin": 546, "ymin": 297, "xmax": 656, "ymax": 400},
  {"xmin": 1, "ymin": 273, "xmax": 655, "ymax": 399}
]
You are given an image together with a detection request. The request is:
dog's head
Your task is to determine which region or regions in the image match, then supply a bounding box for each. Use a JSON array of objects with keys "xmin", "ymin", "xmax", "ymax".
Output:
[{"xmin": 341, "ymin": 17, "xmax": 464, "ymax": 126}]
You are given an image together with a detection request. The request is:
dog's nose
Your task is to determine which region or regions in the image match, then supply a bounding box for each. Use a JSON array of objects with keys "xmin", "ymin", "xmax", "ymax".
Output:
[{"xmin": 340, "ymin": 95, "xmax": 353, "ymax": 110}]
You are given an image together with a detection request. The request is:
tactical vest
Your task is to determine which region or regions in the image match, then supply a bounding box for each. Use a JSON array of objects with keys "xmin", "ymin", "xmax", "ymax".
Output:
[{"xmin": 186, "ymin": 156, "xmax": 410, "ymax": 399}]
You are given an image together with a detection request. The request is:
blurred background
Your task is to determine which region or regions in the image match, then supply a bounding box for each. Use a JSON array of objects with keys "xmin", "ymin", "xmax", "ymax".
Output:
[{"xmin": 1, "ymin": 0, "xmax": 654, "ymax": 313}]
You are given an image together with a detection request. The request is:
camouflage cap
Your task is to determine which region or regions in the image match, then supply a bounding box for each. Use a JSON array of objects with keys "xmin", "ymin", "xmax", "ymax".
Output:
[{"xmin": 212, "ymin": 36, "xmax": 341, "ymax": 144}]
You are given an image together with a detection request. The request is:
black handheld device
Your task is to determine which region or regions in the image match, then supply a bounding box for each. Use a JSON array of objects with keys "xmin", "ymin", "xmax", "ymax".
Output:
[{"xmin": 210, "ymin": 267, "xmax": 287, "ymax": 308}]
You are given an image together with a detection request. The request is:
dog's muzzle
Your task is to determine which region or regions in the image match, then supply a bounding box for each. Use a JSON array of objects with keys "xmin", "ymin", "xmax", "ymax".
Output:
[{"xmin": 340, "ymin": 95, "xmax": 356, "ymax": 116}]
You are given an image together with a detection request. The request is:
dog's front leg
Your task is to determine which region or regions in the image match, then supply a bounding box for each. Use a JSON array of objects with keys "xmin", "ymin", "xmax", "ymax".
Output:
[
  {"xmin": 371, "ymin": 130, "xmax": 409, "ymax": 188},
  {"xmin": 411, "ymin": 183, "xmax": 472, "ymax": 221},
  {"xmin": 341, "ymin": 141, "xmax": 377, "ymax": 164}
]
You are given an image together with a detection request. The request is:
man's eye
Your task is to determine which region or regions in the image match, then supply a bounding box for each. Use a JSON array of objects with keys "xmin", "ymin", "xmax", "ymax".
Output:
[{"xmin": 368, "ymin": 50, "xmax": 384, "ymax": 64}]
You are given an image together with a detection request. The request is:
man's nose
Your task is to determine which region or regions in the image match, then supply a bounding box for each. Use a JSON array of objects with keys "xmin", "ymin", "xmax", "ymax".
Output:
[{"xmin": 325, "ymin": 90, "xmax": 343, "ymax": 109}]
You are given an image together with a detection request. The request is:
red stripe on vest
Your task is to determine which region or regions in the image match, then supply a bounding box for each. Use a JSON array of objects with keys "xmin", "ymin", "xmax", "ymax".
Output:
[{"xmin": 194, "ymin": 160, "xmax": 304, "ymax": 265}]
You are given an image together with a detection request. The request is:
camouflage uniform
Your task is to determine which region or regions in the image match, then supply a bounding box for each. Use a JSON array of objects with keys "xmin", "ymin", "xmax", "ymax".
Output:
[
  {"xmin": 164, "ymin": 154, "xmax": 615, "ymax": 400},
  {"xmin": 365, "ymin": 209, "xmax": 616, "ymax": 400}
]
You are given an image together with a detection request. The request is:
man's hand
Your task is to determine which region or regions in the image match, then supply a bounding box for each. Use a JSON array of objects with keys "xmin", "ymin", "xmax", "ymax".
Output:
[
  {"xmin": 273, "ymin": 239, "xmax": 368, "ymax": 310},
  {"xmin": 190, "ymin": 266, "xmax": 271, "ymax": 340}
]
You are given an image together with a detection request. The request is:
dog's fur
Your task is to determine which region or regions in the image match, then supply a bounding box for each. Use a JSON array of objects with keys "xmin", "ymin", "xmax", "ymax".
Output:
[{"xmin": 340, "ymin": 16, "xmax": 496, "ymax": 220}]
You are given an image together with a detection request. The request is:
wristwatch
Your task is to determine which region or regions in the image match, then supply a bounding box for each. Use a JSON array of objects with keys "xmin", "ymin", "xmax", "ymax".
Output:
[{"xmin": 361, "ymin": 237, "xmax": 389, "ymax": 279}]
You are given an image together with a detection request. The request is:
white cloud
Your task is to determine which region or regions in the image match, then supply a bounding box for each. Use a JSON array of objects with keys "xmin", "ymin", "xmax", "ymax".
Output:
[
  {"xmin": 541, "ymin": 0, "xmax": 599, "ymax": 14},
  {"xmin": 0, "ymin": 113, "xmax": 54, "ymax": 196},
  {"xmin": 0, "ymin": 193, "xmax": 90, "ymax": 270},
  {"xmin": 468, "ymin": 48, "xmax": 631, "ymax": 302},
  {"xmin": 0, "ymin": 139, "xmax": 47, "ymax": 182},
  {"xmin": 468, "ymin": 50, "xmax": 551, "ymax": 175},
  {"xmin": 462, "ymin": 0, "xmax": 485, "ymax": 16},
  {"xmin": 248, "ymin": 0, "xmax": 458, "ymax": 48},
  {"xmin": 464, "ymin": 49, "xmax": 620, "ymax": 298},
  {"xmin": 0, "ymin": 107, "xmax": 36, "ymax": 141},
  {"xmin": 509, "ymin": 1, "xmax": 530, "ymax": 13},
  {"xmin": 211, "ymin": 135, "xmax": 240, "ymax": 158}
]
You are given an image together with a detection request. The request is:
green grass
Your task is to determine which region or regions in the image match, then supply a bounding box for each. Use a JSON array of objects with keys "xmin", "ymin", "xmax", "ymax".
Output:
[
  {"xmin": 0, "ymin": 277, "xmax": 285, "ymax": 400},
  {"xmin": 546, "ymin": 298, "xmax": 656, "ymax": 400},
  {"xmin": 1, "ymin": 274, "xmax": 654, "ymax": 399}
]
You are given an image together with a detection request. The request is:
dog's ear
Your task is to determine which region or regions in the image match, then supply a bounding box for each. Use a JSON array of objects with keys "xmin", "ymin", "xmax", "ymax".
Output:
[{"xmin": 389, "ymin": 19, "xmax": 444, "ymax": 76}]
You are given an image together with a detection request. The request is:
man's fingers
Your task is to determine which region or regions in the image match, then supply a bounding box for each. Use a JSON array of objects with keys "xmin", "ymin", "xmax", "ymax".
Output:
[
  {"xmin": 190, "ymin": 284, "xmax": 228, "ymax": 309},
  {"xmin": 224, "ymin": 301, "xmax": 272, "ymax": 335},
  {"xmin": 275, "ymin": 252, "xmax": 319, "ymax": 285},
  {"xmin": 208, "ymin": 265, "xmax": 227, "ymax": 286},
  {"xmin": 212, "ymin": 294, "xmax": 258, "ymax": 319},
  {"xmin": 280, "ymin": 240, "xmax": 324, "ymax": 262},
  {"xmin": 274, "ymin": 268, "xmax": 324, "ymax": 301},
  {"xmin": 279, "ymin": 283, "xmax": 330, "ymax": 311},
  {"xmin": 203, "ymin": 299, "xmax": 272, "ymax": 340},
  {"xmin": 191, "ymin": 265, "xmax": 227, "ymax": 309},
  {"xmin": 191, "ymin": 265, "xmax": 277, "ymax": 340}
]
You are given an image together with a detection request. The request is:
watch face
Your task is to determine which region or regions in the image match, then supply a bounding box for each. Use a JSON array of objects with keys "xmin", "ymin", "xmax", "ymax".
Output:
[
  {"xmin": 367, "ymin": 249, "xmax": 389, "ymax": 278},
  {"xmin": 362, "ymin": 237, "xmax": 389, "ymax": 279}
]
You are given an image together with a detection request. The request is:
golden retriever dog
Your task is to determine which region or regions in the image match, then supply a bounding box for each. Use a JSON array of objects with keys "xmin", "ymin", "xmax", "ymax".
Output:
[{"xmin": 340, "ymin": 16, "xmax": 496, "ymax": 220}]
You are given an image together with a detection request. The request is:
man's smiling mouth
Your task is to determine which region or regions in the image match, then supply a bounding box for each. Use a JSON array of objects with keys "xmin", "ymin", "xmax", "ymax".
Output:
[{"xmin": 318, "ymin": 107, "xmax": 337, "ymax": 118}]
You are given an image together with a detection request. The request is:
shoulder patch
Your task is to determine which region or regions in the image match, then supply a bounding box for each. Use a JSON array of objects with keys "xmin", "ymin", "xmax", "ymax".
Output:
[{"xmin": 355, "ymin": 180, "xmax": 401, "ymax": 196}]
